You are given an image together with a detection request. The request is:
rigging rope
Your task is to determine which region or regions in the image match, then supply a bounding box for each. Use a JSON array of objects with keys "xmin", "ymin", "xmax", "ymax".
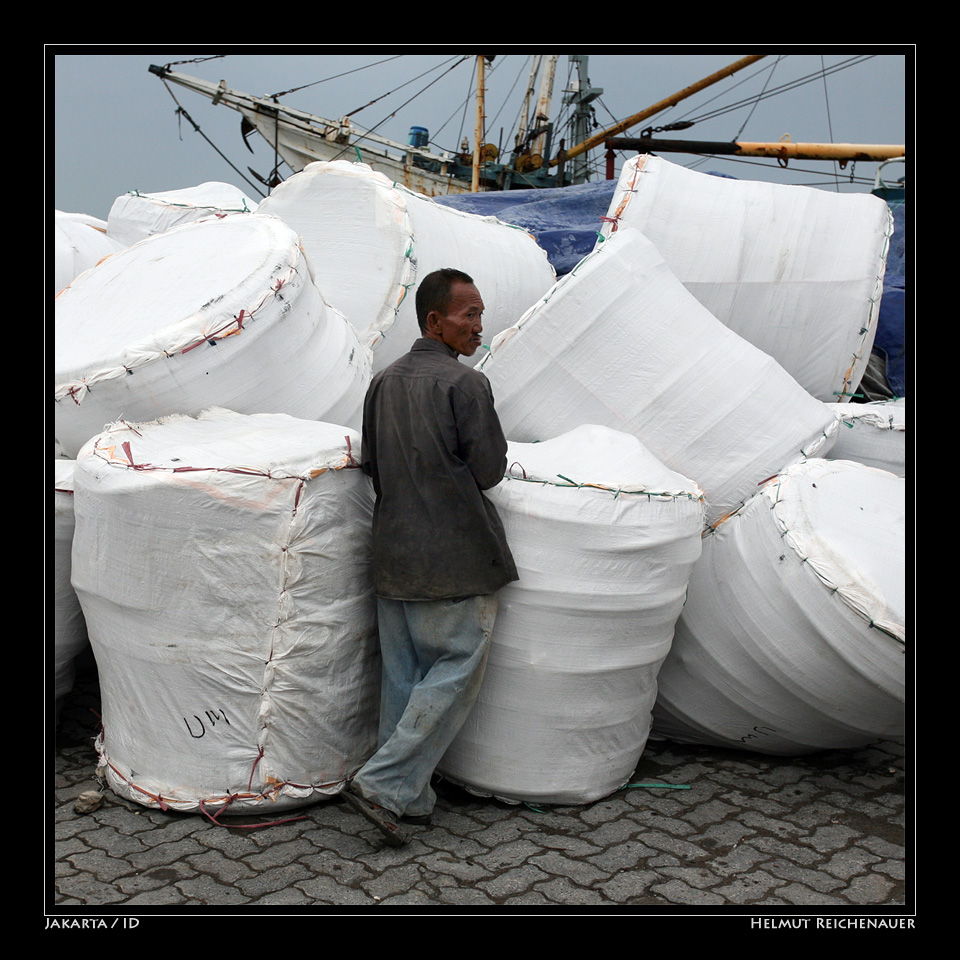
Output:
[
  {"xmin": 269, "ymin": 54, "xmax": 405, "ymax": 99},
  {"xmin": 326, "ymin": 56, "xmax": 472, "ymax": 164},
  {"xmin": 820, "ymin": 54, "xmax": 841, "ymax": 191},
  {"xmin": 734, "ymin": 56, "xmax": 782, "ymax": 141},
  {"xmin": 680, "ymin": 54, "xmax": 875, "ymax": 127},
  {"xmin": 158, "ymin": 80, "xmax": 268, "ymax": 199},
  {"xmin": 341, "ymin": 55, "xmax": 467, "ymax": 118}
]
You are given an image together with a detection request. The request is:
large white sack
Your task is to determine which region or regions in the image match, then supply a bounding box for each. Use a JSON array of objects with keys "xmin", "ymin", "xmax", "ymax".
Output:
[
  {"xmin": 257, "ymin": 161, "xmax": 556, "ymax": 371},
  {"xmin": 437, "ymin": 425, "xmax": 704, "ymax": 805},
  {"xmin": 54, "ymin": 211, "xmax": 125, "ymax": 296},
  {"xmin": 477, "ymin": 226, "xmax": 838, "ymax": 528},
  {"xmin": 825, "ymin": 398, "xmax": 907, "ymax": 476},
  {"xmin": 54, "ymin": 213, "xmax": 370, "ymax": 458},
  {"xmin": 598, "ymin": 155, "xmax": 893, "ymax": 402},
  {"xmin": 53, "ymin": 460, "xmax": 89, "ymax": 722},
  {"xmin": 71, "ymin": 408, "xmax": 379, "ymax": 814},
  {"xmin": 652, "ymin": 457, "xmax": 905, "ymax": 755},
  {"xmin": 106, "ymin": 181, "xmax": 258, "ymax": 248}
]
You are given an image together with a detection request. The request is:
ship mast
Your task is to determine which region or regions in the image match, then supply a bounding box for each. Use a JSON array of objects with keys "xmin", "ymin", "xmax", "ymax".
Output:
[
  {"xmin": 564, "ymin": 56, "xmax": 603, "ymax": 184},
  {"xmin": 553, "ymin": 54, "xmax": 767, "ymax": 168}
]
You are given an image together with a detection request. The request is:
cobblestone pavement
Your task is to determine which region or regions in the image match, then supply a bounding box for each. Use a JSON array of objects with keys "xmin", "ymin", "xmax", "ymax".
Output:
[{"xmin": 51, "ymin": 655, "xmax": 912, "ymax": 918}]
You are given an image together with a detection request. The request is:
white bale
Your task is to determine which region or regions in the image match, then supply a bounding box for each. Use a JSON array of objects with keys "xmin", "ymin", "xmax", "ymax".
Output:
[
  {"xmin": 257, "ymin": 161, "xmax": 557, "ymax": 371},
  {"xmin": 106, "ymin": 181, "xmax": 258, "ymax": 248},
  {"xmin": 652, "ymin": 458, "xmax": 905, "ymax": 755},
  {"xmin": 71, "ymin": 408, "xmax": 379, "ymax": 814},
  {"xmin": 54, "ymin": 211, "xmax": 125, "ymax": 296},
  {"xmin": 598, "ymin": 155, "xmax": 893, "ymax": 402},
  {"xmin": 53, "ymin": 460, "xmax": 89, "ymax": 721},
  {"xmin": 825, "ymin": 398, "xmax": 907, "ymax": 476},
  {"xmin": 54, "ymin": 213, "xmax": 370, "ymax": 458},
  {"xmin": 437, "ymin": 425, "xmax": 704, "ymax": 805},
  {"xmin": 477, "ymin": 226, "xmax": 838, "ymax": 528}
]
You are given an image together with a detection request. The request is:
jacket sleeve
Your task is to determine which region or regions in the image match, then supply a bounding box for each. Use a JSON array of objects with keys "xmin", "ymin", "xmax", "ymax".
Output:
[{"xmin": 455, "ymin": 374, "xmax": 508, "ymax": 491}]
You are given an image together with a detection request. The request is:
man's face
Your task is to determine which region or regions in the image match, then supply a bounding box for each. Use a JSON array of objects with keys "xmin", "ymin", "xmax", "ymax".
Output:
[{"xmin": 426, "ymin": 282, "xmax": 485, "ymax": 357}]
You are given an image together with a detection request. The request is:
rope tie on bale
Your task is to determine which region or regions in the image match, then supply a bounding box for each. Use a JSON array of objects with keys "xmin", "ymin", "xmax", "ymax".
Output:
[
  {"xmin": 98, "ymin": 727, "xmax": 343, "ymax": 828},
  {"xmin": 344, "ymin": 435, "xmax": 359, "ymax": 467},
  {"xmin": 181, "ymin": 309, "xmax": 247, "ymax": 354},
  {"xmin": 505, "ymin": 470, "xmax": 703, "ymax": 504}
]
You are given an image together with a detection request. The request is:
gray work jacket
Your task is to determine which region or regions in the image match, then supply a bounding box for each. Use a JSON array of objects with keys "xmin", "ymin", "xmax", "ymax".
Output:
[{"xmin": 361, "ymin": 338, "xmax": 518, "ymax": 600}]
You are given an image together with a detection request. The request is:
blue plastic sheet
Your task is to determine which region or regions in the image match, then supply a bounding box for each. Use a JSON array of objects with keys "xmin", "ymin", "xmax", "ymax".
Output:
[
  {"xmin": 874, "ymin": 201, "xmax": 906, "ymax": 396},
  {"xmin": 437, "ymin": 179, "xmax": 616, "ymax": 277}
]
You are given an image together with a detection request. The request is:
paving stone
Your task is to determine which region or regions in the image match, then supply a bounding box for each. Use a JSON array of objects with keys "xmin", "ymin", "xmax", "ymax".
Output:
[
  {"xmin": 250, "ymin": 887, "xmax": 316, "ymax": 905},
  {"xmin": 649, "ymin": 878, "xmax": 726, "ymax": 905},
  {"xmin": 820, "ymin": 846, "xmax": 882, "ymax": 880},
  {"xmin": 243, "ymin": 837, "xmax": 318, "ymax": 870},
  {"xmin": 765, "ymin": 858, "xmax": 847, "ymax": 893},
  {"xmin": 51, "ymin": 665, "xmax": 911, "ymax": 911},
  {"xmin": 528, "ymin": 849, "xmax": 609, "ymax": 885},
  {"xmin": 234, "ymin": 862, "xmax": 315, "ymax": 898},
  {"xmin": 417, "ymin": 850, "xmax": 494, "ymax": 883},
  {"xmin": 65, "ymin": 849, "xmax": 137, "ymax": 884},
  {"xmin": 593, "ymin": 869, "xmax": 665, "ymax": 903},
  {"xmin": 173, "ymin": 874, "xmax": 251, "ymax": 904},
  {"xmin": 432, "ymin": 886, "xmax": 498, "ymax": 906},
  {"xmin": 844, "ymin": 872, "xmax": 899, "ymax": 905},
  {"xmin": 586, "ymin": 838, "xmax": 658, "ymax": 872},
  {"xmin": 184, "ymin": 848, "xmax": 257, "ymax": 885},
  {"xmin": 534, "ymin": 876, "xmax": 609, "ymax": 905},
  {"xmin": 776, "ymin": 882, "xmax": 848, "ymax": 905},
  {"xmin": 477, "ymin": 863, "xmax": 552, "ymax": 900},
  {"xmin": 712, "ymin": 870, "xmax": 784, "ymax": 903},
  {"xmin": 295, "ymin": 876, "xmax": 379, "ymax": 905}
]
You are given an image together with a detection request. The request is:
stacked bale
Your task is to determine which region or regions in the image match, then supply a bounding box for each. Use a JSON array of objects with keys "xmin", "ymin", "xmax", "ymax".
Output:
[
  {"xmin": 652, "ymin": 458, "xmax": 905, "ymax": 754},
  {"xmin": 825, "ymin": 398, "xmax": 906, "ymax": 476},
  {"xmin": 54, "ymin": 211, "xmax": 125, "ymax": 295},
  {"xmin": 476, "ymin": 226, "xmax": 839, "ymax": 528},
  {"xmin": 598, "ymin": 155, "xmax": 894, "ymax": 402},
  {"xmin": 438, "ymin": 425, "xmax": 704, "ymax": 804},
  {"xmin": 71, "ymin": 408, "xmax": 379, "ymax": 814},
  {"xmin": 257, "ymin": 161, "xmax": 557, "ymax": 371},
  {"xmin": 53, "ymin": 460, "xmax": 89, "ymax": 724},
  {"xmin": 54, "ymin": 213, "xmax": 370, "ymax": 458},
  {"xmin": 106, "ymin": 181, "xmax": 258, "ymax": 248}
]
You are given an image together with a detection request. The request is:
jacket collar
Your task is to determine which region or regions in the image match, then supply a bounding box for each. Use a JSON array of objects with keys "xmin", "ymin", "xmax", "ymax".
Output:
[{"xmin": 412, "ymin": 337, "xmax": 459, "ymax": 360}]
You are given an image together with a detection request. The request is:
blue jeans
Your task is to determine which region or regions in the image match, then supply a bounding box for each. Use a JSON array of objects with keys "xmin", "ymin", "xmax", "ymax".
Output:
[{"xmin": 351, "ymin": 594, "xmax": 498, "ymax": 818}]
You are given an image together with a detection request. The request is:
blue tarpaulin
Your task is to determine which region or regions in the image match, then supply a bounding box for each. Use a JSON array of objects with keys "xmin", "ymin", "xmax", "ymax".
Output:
[
  {"xmin": 437, "ymin": 179, "xmax": 616, "ymax": 277},
  {"xmin": 874, "ymin": 201, "xmax": 906, "ymax": 397}
]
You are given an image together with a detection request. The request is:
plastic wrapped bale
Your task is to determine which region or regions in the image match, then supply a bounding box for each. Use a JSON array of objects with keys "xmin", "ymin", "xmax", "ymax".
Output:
[
  {"xmin": 477, "ymin": 226, "xmax": 838, "ymax": 529},
  {"xmin": 53, "ymin": 460, "xmax": 89, "ymax": 724},
  {"xmin": 54, "ymin": 211, "xmax": 125, "ymax": 295},
  {"xmin": 652, "ymin": 458, "xmax": 905, "ymax": 755},
  {"xmin": 54, "ymin": 213, "xmax": 370, "ymax": 458},
  {"xmin": 70, "ymin": 408, "xmax": 379, "ymax": 814},
  {"xmin": 437, "ymin": 424, "xmax": 704, "ymax": 805},
  {"xmin": 106, "ymin": 181, "xmax": 258, "ymax": 248},
  {"xmin": 256, "ymin": 160, "xmax": 556, "ymax": 372},
  {"xmin": 825, "ymin": 398, "xmax": 907, "ymax": 477},
  {"xmin": 597, "ymin": 155, "xmax": 894, "ymax": 403}
]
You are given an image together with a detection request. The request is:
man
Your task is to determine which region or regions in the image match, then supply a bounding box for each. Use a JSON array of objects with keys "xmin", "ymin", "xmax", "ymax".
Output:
[{"xmin": 343, "ymin": 268, "xmax": 518, "ymax": 846}]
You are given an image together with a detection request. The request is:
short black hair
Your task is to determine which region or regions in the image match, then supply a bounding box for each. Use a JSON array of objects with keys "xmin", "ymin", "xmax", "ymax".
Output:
[{"xmin": 415, "ymin": 268, "xmax": 474, "ymax": 333}]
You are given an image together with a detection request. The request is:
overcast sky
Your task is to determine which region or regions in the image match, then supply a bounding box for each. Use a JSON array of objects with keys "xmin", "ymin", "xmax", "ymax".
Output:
[{"xmin": 51, "ymin": 48, "xmax": 911, "ymax": 220}]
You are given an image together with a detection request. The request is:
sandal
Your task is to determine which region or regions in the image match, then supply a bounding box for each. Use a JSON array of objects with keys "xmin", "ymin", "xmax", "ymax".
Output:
[{"xmin": 342, "ymin": 787, "xmax": 410, "ymax": 847}]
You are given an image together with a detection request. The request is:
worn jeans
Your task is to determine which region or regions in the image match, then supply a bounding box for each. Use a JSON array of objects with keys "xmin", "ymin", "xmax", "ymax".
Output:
[{"xmin": 351, "ymin": 594, "xmax": 498, "ymax": 818}]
